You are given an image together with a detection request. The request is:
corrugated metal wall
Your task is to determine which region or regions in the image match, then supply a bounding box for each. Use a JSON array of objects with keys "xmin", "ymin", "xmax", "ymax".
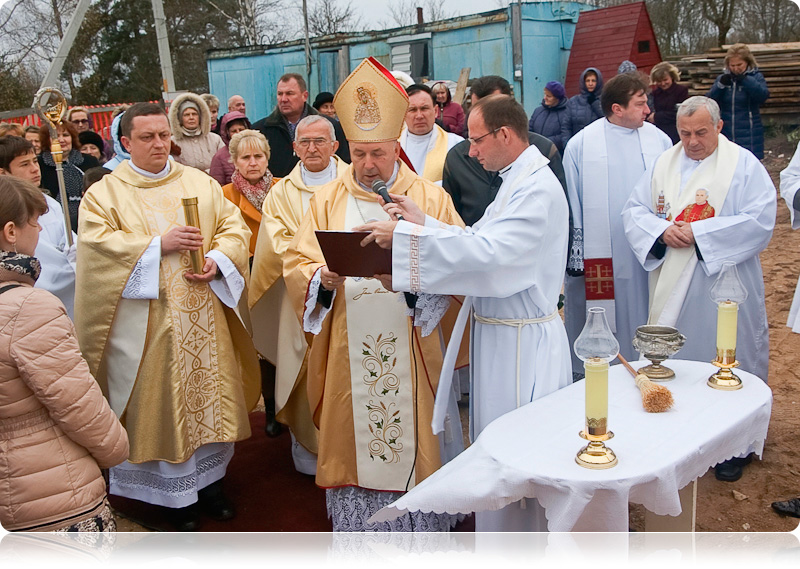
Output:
[{"xmin": 207, "ymin": 2, "xmax": 589, "ymax": 121}]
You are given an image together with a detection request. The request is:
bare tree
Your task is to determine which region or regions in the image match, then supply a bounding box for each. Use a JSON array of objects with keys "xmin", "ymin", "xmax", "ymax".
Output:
[
  {"xmin": 381, "ymin": 0, "xmax": 456, "ymax": 28},
  {"xmin": 700, "ymin": 0, "xmax": 737, "ymax": 47},
  {"xmin": 203, "ymin": 0, "xmax": 292, "ymax": 45},
  {"xmin": 307, "ymin": 0, "xmax": 362, "ymax": 36},
  {"xmin": 733, "ymin": 0, "xmax": 800, "ymax": 44}
]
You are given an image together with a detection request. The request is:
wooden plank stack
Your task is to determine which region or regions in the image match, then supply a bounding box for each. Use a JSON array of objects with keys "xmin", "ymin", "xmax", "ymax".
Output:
[{"xmin": 669, "ymin": 42, "xmax": 800, "ymax": 124}]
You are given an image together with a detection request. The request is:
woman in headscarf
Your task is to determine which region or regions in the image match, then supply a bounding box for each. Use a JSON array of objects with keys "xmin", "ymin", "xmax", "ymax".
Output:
[
  {"xmin": 168, "ymin": 92, "xmax": 225, "ymax": 173},
  {"xmin": 567, "ymin": 67, "xmax": 604, "ymax": 135},
  {"xmin": 38, "ymin": 120, "xmax": 100, "ymax": 230},
  {"xmin": 432, "ymin": 82, "xmax": 465, "ymax": 136},
  {"xmin": 209, "ymin": 111, "xmax": 251, "ymax": 186},
  {"xmin": 0, "ymin": 175, "xmax": 129, "ymax": 533}
]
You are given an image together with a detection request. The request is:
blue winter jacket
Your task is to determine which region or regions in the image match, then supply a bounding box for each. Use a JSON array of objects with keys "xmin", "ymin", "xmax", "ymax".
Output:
[
  {"xmin": 707, "ymin": 68, "xmax": 769, "ymax": 159},
  {"xmin": 528, "ymin": 96, "xmax": 571, "ymax": 154},
  {"xmin": 567, "ymin": 67, "xmax": 604, "ymax": 135}
]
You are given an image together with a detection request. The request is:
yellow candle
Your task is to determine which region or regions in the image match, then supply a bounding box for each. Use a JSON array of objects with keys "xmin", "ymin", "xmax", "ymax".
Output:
[
  {"xmin": 716, "ymin": 301, "xmax": 738, "ymax": 352},
  {"xmin": 584, "ymin": 357, "xmax": 608, "ymax": 435}
]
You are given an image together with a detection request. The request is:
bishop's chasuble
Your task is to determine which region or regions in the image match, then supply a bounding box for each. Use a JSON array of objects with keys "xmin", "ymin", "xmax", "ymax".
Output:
[
  {"xmin": 283, "ymin": 160, "xmax": 463, "ymax": 493},
  {"xmin": 249, "ymin": 156, "xmax": 347, "ymax": 456},
  {"xmin": 76, "ymin": 160, "xmax": 261, "ymax": 466}
]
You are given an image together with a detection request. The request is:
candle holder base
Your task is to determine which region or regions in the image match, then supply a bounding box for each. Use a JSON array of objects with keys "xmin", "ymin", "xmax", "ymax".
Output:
[
  {"xmin": 708, "ymin": 360, "xmax": 742, "ymax": 390},
  {"xmin": 576, "ymin": 431, "xmax": 618, "ymax": 469}
]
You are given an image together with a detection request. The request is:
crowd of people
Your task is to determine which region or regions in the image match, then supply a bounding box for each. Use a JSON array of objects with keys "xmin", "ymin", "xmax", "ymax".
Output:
[{"xmin": 1, "ymin": 40, "xmax": 798, "ymax": 534}]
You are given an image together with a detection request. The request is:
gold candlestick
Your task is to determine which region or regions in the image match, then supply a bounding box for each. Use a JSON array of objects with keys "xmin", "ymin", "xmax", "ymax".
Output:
[
  {"xmin": 708, "ymin": 262, "xmax": 747, "ymax": 391},
  {"xmin": 574, "ymin": 307, "xmax": 619, "ymax": 469},
  {"xmin": 181, "ymin": 197, "xmax": 204, "ymax": 274}
]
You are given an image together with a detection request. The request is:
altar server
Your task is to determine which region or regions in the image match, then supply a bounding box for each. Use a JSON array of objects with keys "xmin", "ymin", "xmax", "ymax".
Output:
[{"xmin": 781, "ymin": 143, "xmax": 800, "ymax": 333}]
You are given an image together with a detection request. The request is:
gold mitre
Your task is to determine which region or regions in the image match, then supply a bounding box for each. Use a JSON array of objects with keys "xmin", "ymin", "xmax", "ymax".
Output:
[{"xmin": 334, "ymin": 57, "xmax": 409, "ymax": 143}]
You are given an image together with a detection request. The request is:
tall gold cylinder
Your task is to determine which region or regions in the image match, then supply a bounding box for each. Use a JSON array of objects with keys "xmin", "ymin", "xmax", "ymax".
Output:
[{"xmin": 181, "ymin": 197, "xmax": 204, "ymax": 274}]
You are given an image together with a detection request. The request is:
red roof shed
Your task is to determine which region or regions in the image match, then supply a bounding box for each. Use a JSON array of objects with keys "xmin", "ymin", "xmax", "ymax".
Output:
[{"xmin": 564, "ymin": 2, "xmax": 662, "ymax": 97}]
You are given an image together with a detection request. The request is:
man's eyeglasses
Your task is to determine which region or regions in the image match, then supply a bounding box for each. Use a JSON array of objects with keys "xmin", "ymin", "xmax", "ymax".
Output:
[
  {"xmin": 468, "ymin": 127, "xmax": 502, "ymax": 145},
  {"xmin": 72, "ymin": 119, "xmax": 89, "ymax": 125},
  {"xmin": 296, "ymin": 138, "xmax": 331, "ymax": 148}
]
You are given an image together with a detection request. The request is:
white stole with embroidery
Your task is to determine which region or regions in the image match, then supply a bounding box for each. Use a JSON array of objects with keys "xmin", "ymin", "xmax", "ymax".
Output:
[
  {"xmin": 648, "ymin": 136, "xmax": 739, "ymax": 325},
  {"xmin": 581, "ymin": 120, "xmax": 667, "ymax": 332}
]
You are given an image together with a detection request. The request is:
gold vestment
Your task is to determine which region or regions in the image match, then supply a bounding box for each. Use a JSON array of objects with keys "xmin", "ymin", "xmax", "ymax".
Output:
[
  {"xmin": 76, "ymin": 160, "xmax": 260, "ymax": 464},
  {"xmin": 283, "ymin": 161, "xmax": 464, "ymax": 489}
]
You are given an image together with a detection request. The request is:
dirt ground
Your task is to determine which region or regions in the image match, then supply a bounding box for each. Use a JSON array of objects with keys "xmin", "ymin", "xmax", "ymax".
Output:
[
  {"xmin": 116, "ymin": 134, "xmax": 800, "ymax": 534},
  {"xmin": 686, "ymin": 133, "xmax": 800, "ymax": 532}
]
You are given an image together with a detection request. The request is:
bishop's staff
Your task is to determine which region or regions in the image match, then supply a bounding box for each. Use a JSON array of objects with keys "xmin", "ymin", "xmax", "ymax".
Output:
[{"xmin": 32, "ymin": 87, "xmax": 73, "ymax": 247}]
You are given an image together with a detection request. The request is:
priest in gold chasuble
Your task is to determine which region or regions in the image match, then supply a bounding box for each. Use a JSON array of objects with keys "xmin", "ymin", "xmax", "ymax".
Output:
[
  {"xmin": 283, "ymin": 57, "xmax": 464, "ymax": 532},
  {"xmin": 76, "ymin": 103, "xmax": 260, "ymax": 530},
  {"xmin": 249, "ymin": 114, "xmax": 348, "ymax": 476}
]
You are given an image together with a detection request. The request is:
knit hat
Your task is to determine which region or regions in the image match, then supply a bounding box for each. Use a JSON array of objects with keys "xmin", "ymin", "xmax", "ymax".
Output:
[
  {"xmin": 178, "ymin": 99, "xmax": 199, "ymax": 117},
  {"xmin": 544, "ymin": 81, "xmax": 566, "ymax": 100},
  {"xmin": 78, "ymin": 130, "xmax": 105, "ymax": 152},
  {"xmin": 618, "ymin": 60, "xmax": 638, "ymax": 74},
  {"xmin": 313, "ymin": 91, "xmax": 334, "ymax": 110}
]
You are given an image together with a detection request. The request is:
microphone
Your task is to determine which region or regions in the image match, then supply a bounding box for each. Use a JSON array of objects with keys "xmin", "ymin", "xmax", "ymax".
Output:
[
  {"xmin": 372, "ymin": 179, "xmax": 404, "ymax": 221},
  {"xmin": 371, "ymin": 180, "xmax": 416, "ymax": 309}
]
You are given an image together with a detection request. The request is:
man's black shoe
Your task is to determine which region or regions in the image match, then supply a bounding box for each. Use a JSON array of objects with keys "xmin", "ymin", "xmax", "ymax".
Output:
[
  {"xmin": 167, "ymin": 504, "xmax": 202, "ymax": 531},
  {"xmin": 714, "ymin": 454, "xmax": 754, "ymax": 482},
  {"xmin": 198, "ymin": 481, "xmax": 236, "ymax": 521},
  {"xmin": 772, "ymin": 498, "xmax": 800, "ymax": 518}
]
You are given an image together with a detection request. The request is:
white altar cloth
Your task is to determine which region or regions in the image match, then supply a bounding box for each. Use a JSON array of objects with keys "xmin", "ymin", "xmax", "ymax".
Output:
[{"xmin": 371, "ymin": 360, "xmax": 772, "ymax": 532}]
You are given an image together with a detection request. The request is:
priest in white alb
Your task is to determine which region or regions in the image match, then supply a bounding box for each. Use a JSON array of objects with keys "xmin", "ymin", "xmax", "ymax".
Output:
[
  {"xmin": 563, "ymin": 73, "xmax": 673, "ymax": 377},
  {"xmin": 356, "ymin": 94, "xmax": 572, "ymax": 531},
  {"xmin": 399, "ymin": 84, "xmax": 463, "ymax": 184},
  {"xmin": 76, "ymin": 103, "xmax": 260, "ymax": 531},
  {"xmin": 780, "ymin": 142, "xmax": 800, "ymax": 333},
  {"xmin": 622, "ymin": 96, "xmax": 775, "ymax": 482}
]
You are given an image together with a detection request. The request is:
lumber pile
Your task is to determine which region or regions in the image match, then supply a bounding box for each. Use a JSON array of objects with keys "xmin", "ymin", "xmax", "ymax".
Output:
[{"xmin": 670, "ymin": 42, "xmax": 800, "ymax": 122}]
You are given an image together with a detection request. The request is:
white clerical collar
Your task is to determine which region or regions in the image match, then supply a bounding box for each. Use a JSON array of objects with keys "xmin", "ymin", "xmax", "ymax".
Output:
[
  {"xmin": 130, "ymin": 158, "xmax": 171, "ymax": 179},
  {"xmin": 406, "ymin": 129, "xmax": 434, "ymax": 143},
  {"xmin": 498, "ymin": 163, "xmax": 513, "ymax": 181},
  {"xmin": 356, "ymin": 162, "xmax": 400, "ymax": 192},
  {"xmin": 605, "ymin": 118, "xmax": 638, "ymax": 134},
  {"xmin": 301, "ymin": 157, "xmax": 337, "ymax": 187}
]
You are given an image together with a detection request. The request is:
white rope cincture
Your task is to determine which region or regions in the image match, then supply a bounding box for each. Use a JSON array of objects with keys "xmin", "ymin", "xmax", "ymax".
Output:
[{"xmin": 473, "ymin": 310, "xmax": 558, "ymax": 408}]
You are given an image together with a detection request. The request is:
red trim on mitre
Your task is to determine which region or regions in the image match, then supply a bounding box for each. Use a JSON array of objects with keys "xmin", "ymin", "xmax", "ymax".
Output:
[
  {"xmin": 367, "ymin": 57, "xmax": 409, "ymax": 101},
  {"xmin": 399, "ymin": 146, "xmax": 415, "ymax": 172},
  {"xmin": 584, "ymin": 258, "xmax": 615, "ymax": 301}
]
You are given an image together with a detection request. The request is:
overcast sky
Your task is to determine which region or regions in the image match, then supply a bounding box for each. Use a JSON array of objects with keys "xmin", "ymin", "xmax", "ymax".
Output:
[{"xmin": 347, "ymin": 1, "xmax": 509, "ymax": 30}]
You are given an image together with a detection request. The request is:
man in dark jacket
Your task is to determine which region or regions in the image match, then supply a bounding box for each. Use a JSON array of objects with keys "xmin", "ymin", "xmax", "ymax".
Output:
[
  {"xmin": 442, "ymin": 75, "xmax": 568, "ymax": 227},
  {"xmin": 252, "ymin": 74, "xmax": 349, "ymax": 177}
]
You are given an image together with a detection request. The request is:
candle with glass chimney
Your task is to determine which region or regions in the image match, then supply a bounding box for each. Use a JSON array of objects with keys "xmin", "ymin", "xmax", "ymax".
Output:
[{"xmin": 573, "ymin": 306, "xmax": 619, "ymax": 469}]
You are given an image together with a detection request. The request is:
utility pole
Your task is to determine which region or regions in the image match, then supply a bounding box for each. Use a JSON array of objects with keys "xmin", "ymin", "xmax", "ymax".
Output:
[
  {"xmin": 39, "ymin": 0, "xmax": 92, "ymax": 90},
  {"xmin": 302, "ymin": 0, "xmax": 313, "ymax": 88},
  {"xmin": 151, "ymin": 0, "xmax": 177, "ymax": 100},
  {"xmin": 40, "ymin": 0, "xmax": 177, "ymax": 103}
]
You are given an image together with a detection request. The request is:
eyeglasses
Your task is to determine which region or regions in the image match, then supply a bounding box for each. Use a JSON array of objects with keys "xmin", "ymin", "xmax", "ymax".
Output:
[
  {"xmin": 296, "ymin": 138, "xmax": 332, "ymax": 148},
  {"xmin": 72, "ymin": 119, "xmax": 89, "ymax": 125},
  {"xmin": 468, "ymin": 127, "xmax": 502, "ymax": 145}
]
